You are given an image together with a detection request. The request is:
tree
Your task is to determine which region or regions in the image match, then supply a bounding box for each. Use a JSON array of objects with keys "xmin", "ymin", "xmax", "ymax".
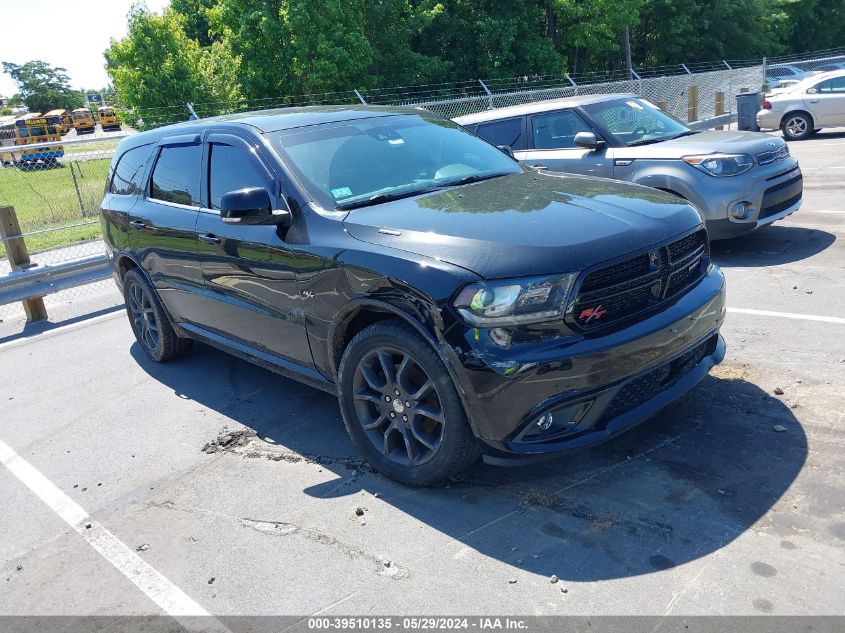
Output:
[
  {"xmin": 170, "ymin": 0, "xmax": 218, "ymax": 47},
  {"xmin": 280, "ymin": 0, "xmax": 374, "ymax": 94},
  {"xmin": 105, "ymin": 4, "xmax": 240, "ymax": 127},
  {"xmin": 1, "ymin": 60, "xmax": 84, "ymax": 113}
]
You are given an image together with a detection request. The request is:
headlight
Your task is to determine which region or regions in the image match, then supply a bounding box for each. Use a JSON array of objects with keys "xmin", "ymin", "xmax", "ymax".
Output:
[
  {"xmin": 453, "ymin": 273, "xmax": 577, "ymax": 326},
  {"xmin": 682, "ymin": 153, "xmax": 753, "ymax": 176}
]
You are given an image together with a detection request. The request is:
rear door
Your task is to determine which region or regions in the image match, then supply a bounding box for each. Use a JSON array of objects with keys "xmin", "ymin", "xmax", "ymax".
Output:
[
  {"xmin": 518, "ymin": 109, "xmax": 614, "ymax": 177},
  {"xmin": 127, "ymin": 135, "xmax": 205, "ymax": 323},
  {"xmin": 807, "ymin": 77, "xmax": 845, "ymax": 126},
  {"xmin": 193, "ymin": 132, "xmax": 312, "ymax": 366},
  {"xmin": 472, "ymin": 117, "xmax": 527, "ymax": 152}
]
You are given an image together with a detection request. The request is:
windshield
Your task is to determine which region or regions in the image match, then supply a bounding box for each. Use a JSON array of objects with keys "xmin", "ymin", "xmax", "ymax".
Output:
[
  {"xmin": 267, "ymin": 112, "xmax": 521, "ymax": 210},
  {"xmin": 582, "ymin": 98, "xmax": 691, "ymax": 146}
]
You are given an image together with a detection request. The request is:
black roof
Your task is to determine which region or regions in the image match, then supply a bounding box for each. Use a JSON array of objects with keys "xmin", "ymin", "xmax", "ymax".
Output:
[{"xmin": 120, "ymin": 105, "xmax": 420, "ymax": 151}]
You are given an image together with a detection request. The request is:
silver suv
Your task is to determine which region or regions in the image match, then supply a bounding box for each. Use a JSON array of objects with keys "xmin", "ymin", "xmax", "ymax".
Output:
[{"xmin": 455, "ymin": 94, "xmax": 802, "ymax": 240}]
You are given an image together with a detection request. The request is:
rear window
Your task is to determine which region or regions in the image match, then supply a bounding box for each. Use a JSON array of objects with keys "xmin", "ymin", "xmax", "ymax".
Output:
[
  {"xmin": 475, "ymin": 117, "xmax": 525, "ymax": 150},
  {"xmin": 110, "ymin": 145, "xmax": 152, "ymax": 195},
  {"xmin": 149, "ymin": 145, "xmax": 202, "ymax": 206}
]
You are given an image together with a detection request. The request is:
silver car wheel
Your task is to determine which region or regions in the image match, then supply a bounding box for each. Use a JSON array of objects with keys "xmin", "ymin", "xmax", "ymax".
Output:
[{"xmin": 785, "ymin": 116, "xmax": 807, "ymax": 138}]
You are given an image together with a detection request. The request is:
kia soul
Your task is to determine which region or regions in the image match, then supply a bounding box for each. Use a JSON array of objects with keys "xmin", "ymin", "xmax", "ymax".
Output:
[{"xmin": 100, "ymin": 106, "xmax": 726, "ymax": 486}]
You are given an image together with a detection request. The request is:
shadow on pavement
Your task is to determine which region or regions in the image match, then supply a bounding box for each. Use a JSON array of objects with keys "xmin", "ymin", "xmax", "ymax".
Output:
[
  {"xmin": 132, "ymin": 341, "xmax": 807, "ymax": 582},
  {"xmin": 711, "ymin": 224, "xmax": 835, "ymax": 267},
  {"xmin": 0, "ymin": 304, "xmax": 123, "ymax": 346}
]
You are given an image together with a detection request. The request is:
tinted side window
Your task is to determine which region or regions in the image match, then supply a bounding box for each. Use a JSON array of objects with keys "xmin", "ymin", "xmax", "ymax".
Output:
[
  {"xmin": 109, "ymin": 145, "xmax": 151, "ymax": 195},
  {"xmin": 818, "ymin": 77, "xmax": 845, "ymax": 93},
  {"xmin": 531, "ymin": 110, "xmax": 593, "ymax": 150},
  {"xmin": 475, "ymin": 118, "xmax": 525, "ymax": 150},
  {"xmin": 208, "ymin": 143, "xmax": 268, "ymax": 210},
  {"xmin": 150, "ymin": 145, "xmax": 202, "ymax": 206}
]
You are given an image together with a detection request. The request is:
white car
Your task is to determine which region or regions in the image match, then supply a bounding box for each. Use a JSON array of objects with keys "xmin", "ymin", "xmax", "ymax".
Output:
[{"xmin": 757, "ymin": 70, "xmax": 845, "ymax": 140}]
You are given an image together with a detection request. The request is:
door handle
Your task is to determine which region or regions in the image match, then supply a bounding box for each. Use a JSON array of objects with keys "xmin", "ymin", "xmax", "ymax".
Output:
[
  {"xmin": 129, "ymin": 220, "xmax": 146, "ymax": 229},
  {"xmin": 809, "ymin": 99, "xmax": 819, "ymax": 103},
  {"xmin": 198, "ymin": 233, "xmax": 221, "ymax": 245},
  {"xmin": 532, "ymin": 164, "xmax": 548, "ymax": 170}
]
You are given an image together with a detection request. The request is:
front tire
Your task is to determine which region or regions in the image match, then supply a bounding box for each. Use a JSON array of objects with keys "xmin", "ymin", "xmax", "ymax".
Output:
[
  {"xmin": 338, "ymin": 320, "xmax": 479, "ymax": 486},
  {"xmin": 781, "ymin": 113, "xmax": 813, "ymax": 140},
  {"xmin": 123, "ymin": 269, "xmax": 192, "ymax": 362}
]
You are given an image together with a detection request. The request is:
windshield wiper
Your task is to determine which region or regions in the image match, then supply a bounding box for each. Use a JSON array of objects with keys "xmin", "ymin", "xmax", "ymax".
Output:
[
  {"xmin": 626, "ymin": 138, "xmax": 663, "ymax": 147},
  {"xmin": 337, "ymin": 185, "xmax": 442, "ymax": 210},
  {"xmin": 337, "ymin": 172, "xmax": 513, "ymax": 210},
  {"xmin": 444, "ymin": 171, "xmax": 512, "ymax": 186},
  {"xmin": 668, "ymin": 130, "xmax": 700, "ymax": 140}
]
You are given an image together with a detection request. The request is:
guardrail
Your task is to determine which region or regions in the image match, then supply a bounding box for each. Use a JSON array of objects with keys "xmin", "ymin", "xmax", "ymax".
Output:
[{"xmin": 0, "ymin": 206, "xmax": 109, "ymax": 321}]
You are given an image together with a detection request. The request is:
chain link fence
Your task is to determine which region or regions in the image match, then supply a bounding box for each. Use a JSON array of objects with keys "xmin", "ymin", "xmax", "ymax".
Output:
[
  {"xmin": 1, "ymin": 47, "xmax": 843, "ymax": 325},
  {"xmin": 0, "ymin": 132, "xmax": 124, "ymax": 322}
]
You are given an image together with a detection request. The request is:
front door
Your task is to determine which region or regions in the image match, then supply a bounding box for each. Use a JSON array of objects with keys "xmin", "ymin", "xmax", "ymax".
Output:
[
  {"xmin": 193, "ymin": 134, "xmax": 312, "ymax": 367},
  {"xmin": 516, "ymin": 109, "xmax": 614, "ymax": 178}
]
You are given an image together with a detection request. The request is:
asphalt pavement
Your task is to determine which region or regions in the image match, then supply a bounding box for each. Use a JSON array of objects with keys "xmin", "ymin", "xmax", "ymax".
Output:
[{"xmin": 0, "ymin": 128, "xmax": 843, "ymax": 623}]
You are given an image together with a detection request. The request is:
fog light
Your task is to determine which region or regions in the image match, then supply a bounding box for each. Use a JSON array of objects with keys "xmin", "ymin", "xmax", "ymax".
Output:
[
  {"xmin": 729, "ymin": 201, "xmax": 754, "ymax": 220},
  {"xmin": 536, "ymin": 413, "xmax": 554, "ymax": 429}
]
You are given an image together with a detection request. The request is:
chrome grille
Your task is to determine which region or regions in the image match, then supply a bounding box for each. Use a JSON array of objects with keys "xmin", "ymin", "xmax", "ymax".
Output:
[{"xmin": 756, "ymin": 144, "xmax": 789, "ymax": 165}]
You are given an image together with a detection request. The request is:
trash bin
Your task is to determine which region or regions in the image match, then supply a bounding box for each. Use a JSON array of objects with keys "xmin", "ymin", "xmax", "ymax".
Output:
[{"xmin": 736, "ymin": 91, "xmax": 763, "ymax": 132}]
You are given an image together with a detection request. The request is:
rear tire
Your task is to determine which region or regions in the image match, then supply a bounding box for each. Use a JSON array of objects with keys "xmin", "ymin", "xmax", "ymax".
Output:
[
  {"xmin": 781, "ymin": 113, "xmax": 813, "ymax": 140},
  {"xmin": 338, "ymin": 320, "xmax": 479, "ymax": 486},
  {"xmin": 123, "ymin": 269, "xmax": 192, "ymax": 362}
]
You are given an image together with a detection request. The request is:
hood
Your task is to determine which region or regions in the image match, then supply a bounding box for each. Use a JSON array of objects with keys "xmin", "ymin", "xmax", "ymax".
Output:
[
  {"xmin": 618, "ymin": 130, "xmax": 786, "ymax": 160},
  {"xmin": 342, "ymin": 171, "xmax": 702, "ymax": 279}
]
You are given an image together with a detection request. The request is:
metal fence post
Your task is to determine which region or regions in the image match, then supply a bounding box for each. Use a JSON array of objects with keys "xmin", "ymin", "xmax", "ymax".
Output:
[
  {"xmin": 565, "ymin": 74, "xmax": 578, "ymax": 96},
  {"xmin": 0, "ymin": 206, "xmax": 48, "ymax": 321},
  {"xmin": 353, "ymin": 89, "xmax": 367, "ymax": 105},
  {"xmin": 478, "ymin": 80, "xmax": 494, "ymax": 109}
]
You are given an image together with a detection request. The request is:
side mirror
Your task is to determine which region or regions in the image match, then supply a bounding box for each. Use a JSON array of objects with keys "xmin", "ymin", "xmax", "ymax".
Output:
[
  {"xmin": 574, "ymin": 131, "xmax": 602, "ymax": 150},
  {"xmin": 806, "ymin": 87, "xmax": 818, "ymax": 94},
  {"xmin": 497, "ymin": 144, "xmax": 516, "ymax": 159},
  {"xmin": 220, "ymin": 187, "xmax": 290, "ymax": 226}
]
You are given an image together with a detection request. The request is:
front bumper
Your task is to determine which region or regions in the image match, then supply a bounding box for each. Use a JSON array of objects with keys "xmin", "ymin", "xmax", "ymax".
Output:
[
  {"xmin": 695, "ymin": 159, "xmax": 803, "ymax": 240},
  {"xmin": 447, "ymin": 266, "xmax": 726, "ymax": 463}
]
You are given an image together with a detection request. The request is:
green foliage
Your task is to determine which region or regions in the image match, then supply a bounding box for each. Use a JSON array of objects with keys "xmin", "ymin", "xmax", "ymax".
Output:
[
  {"xmin": 1, "ymin": 60, "xmax": 82, "ymax": 113},
  {"xmin": 779, "ymin": 0, "xmax": 845, "ymax": 52},
  {"xmin": 105, "ymin": 4, "xmax": 240, "ymax": 127},
  {"xmin": 103, "ymin": 0, "xmax": 843, "ymax": 124},
  {"xmin": 631, "ymin": 0, "xmax": 783, "ymax": 66}
]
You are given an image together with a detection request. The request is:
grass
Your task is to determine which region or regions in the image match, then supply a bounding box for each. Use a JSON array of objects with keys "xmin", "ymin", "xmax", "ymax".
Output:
[{"xmin": 0, "ymin": 157, "xmax": 110, "ymax": 258}]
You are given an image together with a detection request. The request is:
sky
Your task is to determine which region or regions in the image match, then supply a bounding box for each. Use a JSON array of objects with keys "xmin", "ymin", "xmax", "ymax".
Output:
[{"xmin": 0, "ymin": 0, "xmax": 171, "ymax": 98}]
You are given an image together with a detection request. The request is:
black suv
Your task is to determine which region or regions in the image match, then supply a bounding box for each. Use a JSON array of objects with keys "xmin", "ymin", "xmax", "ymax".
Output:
[{"xmin": 101, "ymin": 106, "xmax": 726, "ymax": 486}]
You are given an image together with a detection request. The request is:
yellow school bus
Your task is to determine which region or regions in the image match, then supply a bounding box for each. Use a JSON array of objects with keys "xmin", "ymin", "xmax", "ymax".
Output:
[
  {"xmin": 44, "ymin": 109, "xmax": 72, "ymax": 134},
  {"xmin": 1, "ymin": 112, "xmax": 65, "ymax": 165},
  {"xmin": 98, "ymin": 105, "xmax": 121, "ymax": 131},
  {"xmin": 71, "ymin": 107, "xmax": 95, "ymax": 134}
]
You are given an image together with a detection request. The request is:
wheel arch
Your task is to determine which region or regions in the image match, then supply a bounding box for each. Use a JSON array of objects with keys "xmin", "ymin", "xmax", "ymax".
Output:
[
  {"xmin": 328, "ymin": 297, "xmax": 483, "ymax": 438},
  {"xmin": 780, "ymin": 109, "xmax": 815, "ymax": 129}
]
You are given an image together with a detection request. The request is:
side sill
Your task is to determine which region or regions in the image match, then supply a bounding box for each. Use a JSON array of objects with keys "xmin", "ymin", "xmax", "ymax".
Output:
[{"xmin": 177, "ymin": 323, "xmax": 337, "ymax": 395}]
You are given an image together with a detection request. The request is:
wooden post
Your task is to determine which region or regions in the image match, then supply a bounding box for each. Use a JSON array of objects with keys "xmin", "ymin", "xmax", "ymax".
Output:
[
  {"xmin": 0, "ymin": 205, "xmax": 48, "ymax": 321},
  {"xmin": 687, "ymin": 85, "xmax": 698, "ymax": 122},
  {"xmin": 715, "ymin": 91, "xmax": 726, "ymax": 130}
]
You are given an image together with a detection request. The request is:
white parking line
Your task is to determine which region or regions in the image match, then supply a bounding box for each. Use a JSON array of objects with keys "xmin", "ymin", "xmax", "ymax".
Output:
[
  {"xmin": 727, "ymin": 307, "xmax": 845, "ymax": 325},
  {"xmin": 0, "ymin": 438, "xmax": 230, "ymax": 632}
]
